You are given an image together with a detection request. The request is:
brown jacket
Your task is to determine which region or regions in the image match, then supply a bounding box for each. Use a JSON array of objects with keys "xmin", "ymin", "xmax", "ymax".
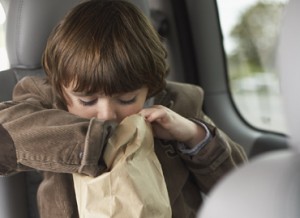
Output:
[{"xmin": 0, "ymin": 76, "xmax": 247, "ymax": 218}]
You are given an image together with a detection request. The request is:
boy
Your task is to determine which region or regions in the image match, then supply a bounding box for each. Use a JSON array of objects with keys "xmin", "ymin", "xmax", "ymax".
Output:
[{"xmin": 0, "ymin": 1, "xmax": 247, "ymax": 217}]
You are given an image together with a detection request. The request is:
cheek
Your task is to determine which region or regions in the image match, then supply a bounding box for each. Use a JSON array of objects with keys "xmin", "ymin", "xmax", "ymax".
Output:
[
  {"xmin": 117, "ymin": 104, "xmax": 144, "ymax": 120},
  {"xmin": 66, "ymin": 104, "xmax": 82, "ymax": 116}
]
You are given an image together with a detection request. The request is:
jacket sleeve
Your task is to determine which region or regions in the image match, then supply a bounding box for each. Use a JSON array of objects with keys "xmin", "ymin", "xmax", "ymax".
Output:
[
  {"xmin": 177, "ymin": 117, "xmax": 247, "ymax": 193},
  {"xmin": 167, "ymin": 82, "xmax": 247, "ymax": 193},
  {"xmin": 0, "ymin": 76, "xmax": 116, "ymax": 177}
]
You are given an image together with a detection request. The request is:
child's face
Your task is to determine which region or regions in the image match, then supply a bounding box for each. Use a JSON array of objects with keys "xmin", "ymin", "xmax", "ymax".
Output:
[{"xmin": 63, "ymin": 84, "xmax": 148, "ymax": 123}]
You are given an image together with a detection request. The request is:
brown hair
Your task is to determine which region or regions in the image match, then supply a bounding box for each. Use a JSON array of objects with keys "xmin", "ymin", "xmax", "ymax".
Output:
[{"xmin": 42, "ymin": 0, "xmax": 168, "ymax": 105}]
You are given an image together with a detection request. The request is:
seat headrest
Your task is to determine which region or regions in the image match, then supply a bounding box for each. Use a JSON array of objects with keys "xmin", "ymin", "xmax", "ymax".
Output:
[
  {"xmin": 198, "ymin": 151, "xmax": 300, "ymax": 218},
  {"xmin": 129, "ymin": 0, "xmax": 150, "ymax": 17},
  {"xmin": 3, "ymin": 0, "xmax": 150, "ymax": 69},
  {"xmin": 5, "ymin": 0, "xmax": 82, "ymax": 69}
]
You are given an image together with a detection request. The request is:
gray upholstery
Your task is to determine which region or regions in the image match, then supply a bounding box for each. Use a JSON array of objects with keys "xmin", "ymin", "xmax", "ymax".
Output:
[
  {"xmin": 130, "ymin": 0, "xmax": 150, "ymax": 17},
  {"xmin": 0, "ymin": 174, "xmax": 29, "ymax": 218},
  {"xmin": 198, "ymin": 150, "xmax": 300, "ymax": 218},
  {"xmin": 6, "ymin": 0, "xmax": 80, "ymax": 69},
  {"xmin": 0, "ymin": 70, "xmax": 16, "ymax": 101},
  {"xmin": 0, "ymin": 0, "xmax": 151, "ymax": 217}
]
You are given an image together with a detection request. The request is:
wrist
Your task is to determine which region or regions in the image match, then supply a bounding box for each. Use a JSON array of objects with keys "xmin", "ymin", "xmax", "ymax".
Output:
[
  {"xmin": 177, "ymin": 119, "xmax": 212, "ymax": 156},
  {"xmin": 183, "ymin": 121, "xmax": 207, "ymax": 148}
]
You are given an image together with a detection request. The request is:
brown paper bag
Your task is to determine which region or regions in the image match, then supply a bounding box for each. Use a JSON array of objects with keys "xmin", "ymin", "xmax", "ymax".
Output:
[{"xmin": 73, "ymin": 114, "xmax": 171, "ymax": 218}]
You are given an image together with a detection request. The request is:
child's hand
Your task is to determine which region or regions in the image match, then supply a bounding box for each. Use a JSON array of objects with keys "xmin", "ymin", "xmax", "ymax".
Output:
[{"xmin": 139, "ymin": 105, "xmax": 206, "ymax": 148}]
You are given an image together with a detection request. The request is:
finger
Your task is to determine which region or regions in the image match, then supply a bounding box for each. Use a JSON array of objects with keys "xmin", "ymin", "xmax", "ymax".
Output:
[{"xmin": 139, "ymin": 107, "xmax": 166, "ymax": 122}]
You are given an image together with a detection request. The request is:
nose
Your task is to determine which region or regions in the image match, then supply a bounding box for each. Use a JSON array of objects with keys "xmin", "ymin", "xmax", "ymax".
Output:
[{"xmin": 96, "ymin": 99, "xmax": 117, "ymax": 121}]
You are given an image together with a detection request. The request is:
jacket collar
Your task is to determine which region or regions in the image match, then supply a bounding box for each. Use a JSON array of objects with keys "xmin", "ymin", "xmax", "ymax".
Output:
[{"xmin": 154, "ymin": 88, "xmax": 175, "ymax": 109}]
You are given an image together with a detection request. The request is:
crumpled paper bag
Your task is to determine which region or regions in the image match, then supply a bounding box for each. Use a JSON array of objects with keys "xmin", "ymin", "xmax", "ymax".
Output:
[{"xmin": 73, "ymin": 114, "xmax": 171, "ymax": 218}]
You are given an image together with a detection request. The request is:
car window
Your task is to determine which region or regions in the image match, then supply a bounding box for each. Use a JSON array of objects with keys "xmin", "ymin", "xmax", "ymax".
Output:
[
  {"xmin": 0, "ymin": 2, "xmax": 8, "ymax": 71},
  {"xmin": 217, "ymin": 0, "xmax": 289, "ymax": 134}
]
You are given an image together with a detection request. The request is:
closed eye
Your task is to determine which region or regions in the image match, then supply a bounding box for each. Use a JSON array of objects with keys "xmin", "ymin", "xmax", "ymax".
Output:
[
  {"xmin": 118, "ymin": 97, "xmax": 136, "ymax": 105},
  {"xmin": 79, "ymin": 99, "xmax": 98, "ymax": 106}
]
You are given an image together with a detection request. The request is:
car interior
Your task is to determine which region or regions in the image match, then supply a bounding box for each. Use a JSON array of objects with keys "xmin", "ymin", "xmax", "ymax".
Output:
[
  {"xmin": 0, "ymin": 0, "xmax": 296, "ymax": 217},
  {"xmin": 198, "ymin": 0, "xmax": 300, "ymax": 217}
]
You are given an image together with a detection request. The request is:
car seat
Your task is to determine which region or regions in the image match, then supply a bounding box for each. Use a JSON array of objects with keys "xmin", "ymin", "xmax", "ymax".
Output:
[
  {"xmin": 197, "ymin": 0, "xmax": 300, "ymax": 217},
  {"xmin": 0, "ymin": 0, "xmax": 150, "ymax": 217}
]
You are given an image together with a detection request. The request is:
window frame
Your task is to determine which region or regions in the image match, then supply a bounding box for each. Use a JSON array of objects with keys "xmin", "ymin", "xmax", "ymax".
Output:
[{"xmin": 182, "ymin": 0, "xmax": 288, "ymax": 157}]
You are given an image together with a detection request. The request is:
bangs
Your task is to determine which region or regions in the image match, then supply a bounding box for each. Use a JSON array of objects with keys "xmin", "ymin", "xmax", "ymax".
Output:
[
  {"xmin": 43, "ymin": 0, "xmax": 167, "ymax": 103},
  {"xmin": 65, "ymin": 48, "xmax": 147, "ymax": 96},
  {"xmin": 61, "ymin": 26, "xmax": 150, "ymax": 95}
]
